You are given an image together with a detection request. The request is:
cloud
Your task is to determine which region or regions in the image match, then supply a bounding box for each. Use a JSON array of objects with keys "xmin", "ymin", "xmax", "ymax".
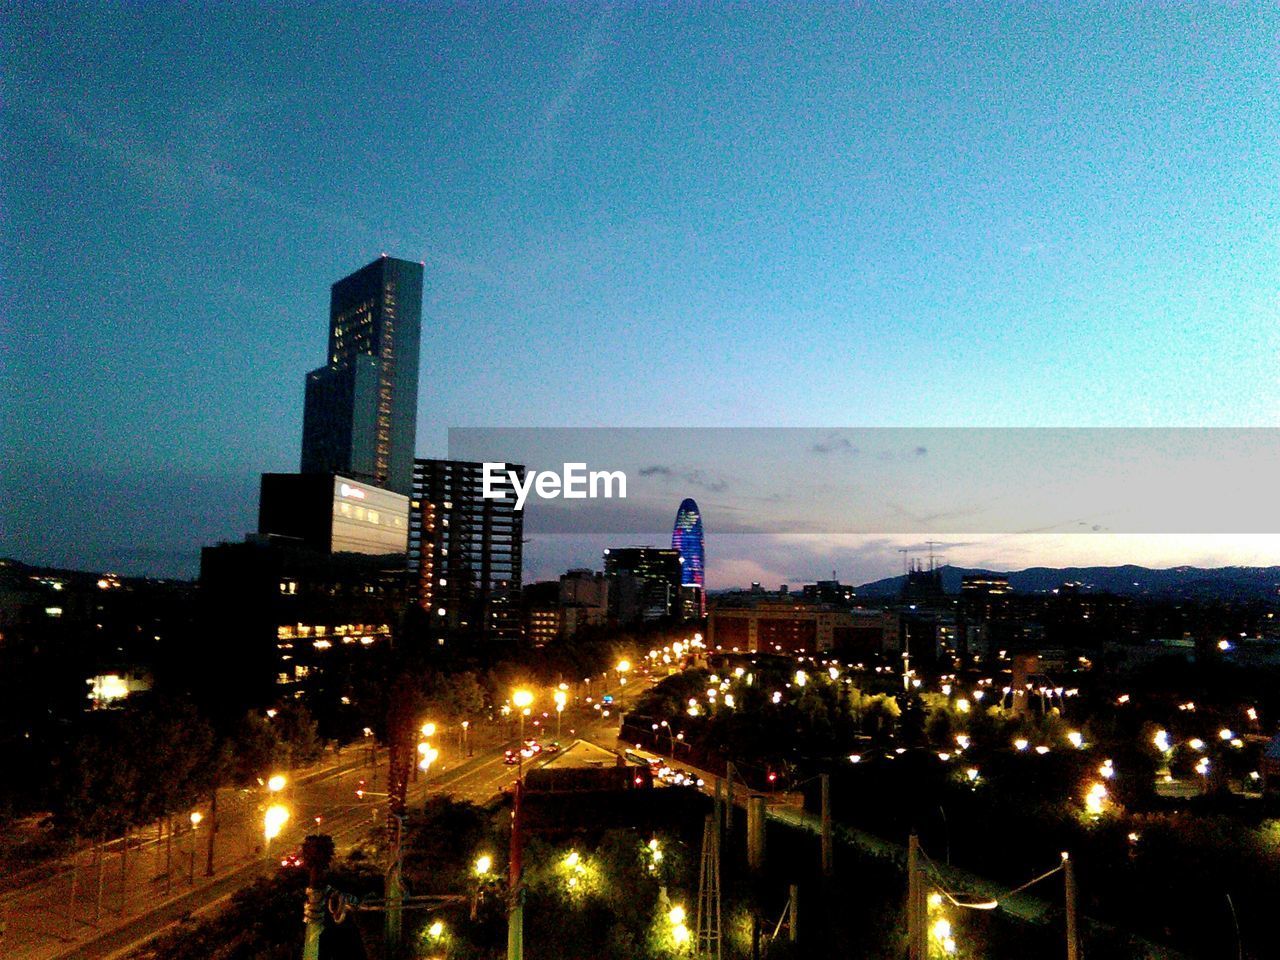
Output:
[
  {"xmin": 638, "ymin": 465, "xmax": 729, "ymax": 493},
  {"xmin": 810, "ymin": 434, "xmax": 857, "ymax": 455},
  {"xmin": 541, "ymin": 3, "xmax": 622, "ymax": 129}
]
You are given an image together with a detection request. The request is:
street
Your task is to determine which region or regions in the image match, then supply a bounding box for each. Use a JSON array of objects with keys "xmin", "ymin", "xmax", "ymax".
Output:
[{"xmin": 0, "ymin": 682, "xmax": 637, "ymax": 960}]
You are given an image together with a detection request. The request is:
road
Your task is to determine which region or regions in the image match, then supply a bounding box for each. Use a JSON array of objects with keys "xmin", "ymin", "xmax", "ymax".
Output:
[{"xmin": 0, "ymin": 680, "xmax": 639, "ymax": 960}]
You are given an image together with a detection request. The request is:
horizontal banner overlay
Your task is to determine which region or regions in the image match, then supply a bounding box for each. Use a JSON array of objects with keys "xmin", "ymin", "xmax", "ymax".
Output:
[{"xmin": 447, "ymin": 428, "xmax": 1280, "ymax": 535}]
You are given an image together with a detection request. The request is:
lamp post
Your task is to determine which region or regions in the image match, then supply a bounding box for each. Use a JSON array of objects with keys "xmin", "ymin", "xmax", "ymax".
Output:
[
  {"xmin": 512, "ymin": 690, "xmax": 533, "ymax": 781},
  {"xmin": 554, "ymin": 689, "xmax": 567, "ymax": 741},
  {"xmin": 418, "ymin": 744, "xmax": 439, "ymax": 810},
  {"xmin": 188, "ymin": 811, "xmax": 202, "ymax": 884}
]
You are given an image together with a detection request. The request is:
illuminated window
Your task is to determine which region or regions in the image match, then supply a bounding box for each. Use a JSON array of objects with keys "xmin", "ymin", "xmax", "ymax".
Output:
[{"xmin": 367, "ymin": 510, "xmax": 379, "ymax": 524}]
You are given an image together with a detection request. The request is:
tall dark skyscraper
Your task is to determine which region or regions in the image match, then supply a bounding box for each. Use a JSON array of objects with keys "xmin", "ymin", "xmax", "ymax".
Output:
[{"xmin": 300, "ymin": 256, "xmax": 422, "ymax": 495}]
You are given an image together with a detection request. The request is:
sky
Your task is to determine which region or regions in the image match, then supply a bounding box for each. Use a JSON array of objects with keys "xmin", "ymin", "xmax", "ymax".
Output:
[{"xmin": 2, "ymin": 2, "xmax": 1278, "ymax": 582}]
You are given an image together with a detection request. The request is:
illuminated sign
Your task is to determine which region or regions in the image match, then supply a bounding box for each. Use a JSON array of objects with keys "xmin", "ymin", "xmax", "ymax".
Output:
[{"xmin": 340, "ymin": 483, "xmax": 366, "ymax": 500}]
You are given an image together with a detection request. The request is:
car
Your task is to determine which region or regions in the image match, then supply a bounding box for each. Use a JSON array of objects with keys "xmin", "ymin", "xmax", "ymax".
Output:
[
  {"xmin": 279, "ymin": 850, "xmax": 303, "ymax": 868},
  {"xmin": 503, "ymin": 750, "xmax": 519, "ymax": 765},
  {"xmin": 544, "ymin": 741, "xmax": 561, "ymax": 753}
]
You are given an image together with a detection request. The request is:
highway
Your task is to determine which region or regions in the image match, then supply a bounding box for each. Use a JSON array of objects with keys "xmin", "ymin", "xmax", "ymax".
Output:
[{"xmin": 0, "ymin": 682, "xmax": 638, "ymax": 960}]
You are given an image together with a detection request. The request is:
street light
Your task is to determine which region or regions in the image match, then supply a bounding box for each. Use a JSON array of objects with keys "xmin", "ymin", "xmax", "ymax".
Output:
[
  {"xmin": 513, "ymin": 689, "xmax": 533, "ymax": 741},
  {"xmin": 267, "ymin": 774, "xmax": 287, "ymax": 793},
  {"xmin": 421, "ymin": 722, "xmax": 437, "ymax": 739},
  {"xmin": 513, "ymin": 689, "xmax": 534, "ymax": 780},
  {"xmin": 554, "ymin": 689, "xmax": 567, "ymax": 740},
  {"xmin": 616, "ymin": 659, "xmax": 631, "ymax": 686},
  {"xmin": 418, "ymin": 745, "xmax": 439, "ymax": 807},
  {"xmin": 474, "ymin": 854, "xmax": 492, "ymax": 877},
  {"xmin": 264, "ymin": 803, "xmax": 289, "ymax": 859}
]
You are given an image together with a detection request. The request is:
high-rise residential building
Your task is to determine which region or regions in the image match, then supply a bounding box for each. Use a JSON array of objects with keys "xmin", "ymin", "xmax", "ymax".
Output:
[
  {"xmin": 408, "ymin": 459, "xmax": 524, "ymax": 641},
  {"xmin": 301, "ymin": 256, "xmax": 422, "ymax": 495},
  {"xmin": 671, "ymin": 498, "xmax": 705, "ymax": 617},
  {"xmin": 603, "ymin": 547, "xmax": 683, "ymax": 623}
]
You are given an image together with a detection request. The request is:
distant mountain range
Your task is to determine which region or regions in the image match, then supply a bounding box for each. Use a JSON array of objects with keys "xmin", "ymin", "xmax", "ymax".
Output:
[{"xmin": 852, "ymin": 564, "xmax": 1280, "ymax": 601}]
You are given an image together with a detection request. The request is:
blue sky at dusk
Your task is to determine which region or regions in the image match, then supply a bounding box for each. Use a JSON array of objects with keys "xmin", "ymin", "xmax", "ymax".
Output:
[{"xmin": 2, "ymin": 2, "xmax": 1278, "ymax": 581}]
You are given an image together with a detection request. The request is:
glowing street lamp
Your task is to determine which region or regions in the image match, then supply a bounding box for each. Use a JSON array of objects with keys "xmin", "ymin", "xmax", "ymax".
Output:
[
  {"xmin": 616, "ymin": 659, "xmax": 631, "ymax": 685},
  {"xmin": 189, "ymin": 811, "xmax": 203, "ymax": 828},
  {"xmin": 264, "ymin": 803, "xmax": 289, "ymax": 859},
  {"xmin": 512, "ymin": 689, "xmax": 534, "ymax": 778},
  {"xmin": 417, "ymin": 745, "xmax": 439, "ymax": 769},
  {"xmin": 474, "ymin": 854, "xmax": 492, "ymax": 877},
  {"xmin": 553, "ymin": 688, "xmax": 567, "ymax": 740},
  {"xmin": 267, "ymin": 774, "xmax": 287, "ymax": 793},
  {"xmin": 421, "ymin": 721, "xmax": 437, "ymax": 739}
]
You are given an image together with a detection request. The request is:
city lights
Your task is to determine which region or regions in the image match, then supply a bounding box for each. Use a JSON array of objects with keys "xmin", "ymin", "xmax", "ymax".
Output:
[
  {"xmin": 1084, "ymin": 782, "xmax": 1107, "ymax": 816},
  {"xmin": 263, "ymin": 803, "xmax": 290, "ymax": 841}
]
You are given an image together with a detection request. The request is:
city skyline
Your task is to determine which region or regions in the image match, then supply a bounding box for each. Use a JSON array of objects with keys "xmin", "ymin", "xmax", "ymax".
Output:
[{"xmin": 4, "ymin": 3, "xmax": 1279, "ymax": 581}]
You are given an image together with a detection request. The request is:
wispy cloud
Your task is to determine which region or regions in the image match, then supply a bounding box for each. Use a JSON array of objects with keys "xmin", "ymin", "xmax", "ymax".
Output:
[
  {"xmin": 810, "ymin": 433, "xmax": 857, "ymax": 455},
  {"xmin": 638, "ymin": 464, "xmax": 729, "ymax": 493},
  {"xmin": 542, "ymin": 3, "xmax": 622, "ymax": 129},
  {"xmin": 19, "ymin": 88, "xmax": 505, "ymax": 289}
]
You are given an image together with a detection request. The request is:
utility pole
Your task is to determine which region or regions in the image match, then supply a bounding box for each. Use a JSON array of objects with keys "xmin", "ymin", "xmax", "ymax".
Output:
[
  {"xmin": 1064, "ymin": 853, "xmax": 1080, "ymax": 960},
  {"xmin": 205, "ymin": 790, "xmax": 218, "ymax": 877},
  {"xmin": 695, "ymin": 814, "xmax": 722, "ymax": 960},
  {"xmin": 725, "ymin": 763, "xmax": 735, "ymax": 831},
  {"xmin": 788, "ymin": 884, "xmax": 798, "ymax": 944},
  {"xmin": 94, "ymin": 833, "xmax": 105, "ymax": 925},
  {"xmin": 117, "ymin": 830, "xmax": 128, "ymax": 917},
  {"xmin": 301, "ymin": 834, "xmax": 334, "ymax": 960},
  {"xmin": 746, "ymin": 796, "xmax": 766, "ymax": 873},
  {"xmin": 508, "ymin": 780, "xmax": 525, "ymax": 960},
  {"xmin": 384, "ymin": 813, "xmax": 404, "ymax": 947},
  {"xmin": 819, "ymin": 773, "xmax": 833, "ymax": 878},
  {"xmin": 907, "ymin": 834, "xmax": 926, "ymax": 960},
  {"xmin": 385, "ymin": 685, "xmax": 413, "ymax": 952}
]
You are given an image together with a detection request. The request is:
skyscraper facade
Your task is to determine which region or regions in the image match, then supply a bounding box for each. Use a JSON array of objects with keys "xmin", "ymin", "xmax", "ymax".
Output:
[
  {"xmin": 408, "ymin": 459, "xmax": 524, "ymax": 641},
  {"xmin": 671, "ymin": 498, "xmax": 705, "ymax": 616},
  {"xmin": 301, "ymin": 256, "xmax": 422, "ymax": 495},
  {"xmin": 603, "ymin": 546, "xmax": 683, "ymax": 623}
]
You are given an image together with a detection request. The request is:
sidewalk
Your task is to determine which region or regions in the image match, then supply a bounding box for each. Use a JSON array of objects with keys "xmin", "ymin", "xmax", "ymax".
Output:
[{"xmin": 0, "ymin": 747, "xmax": 376, "ymax": 900}]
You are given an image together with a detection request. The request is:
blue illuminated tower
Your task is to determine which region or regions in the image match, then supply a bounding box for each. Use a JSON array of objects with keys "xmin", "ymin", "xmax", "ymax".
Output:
[{"xmin": 671, "ymin": 498, "xmax": 705, "ymax": 616}]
